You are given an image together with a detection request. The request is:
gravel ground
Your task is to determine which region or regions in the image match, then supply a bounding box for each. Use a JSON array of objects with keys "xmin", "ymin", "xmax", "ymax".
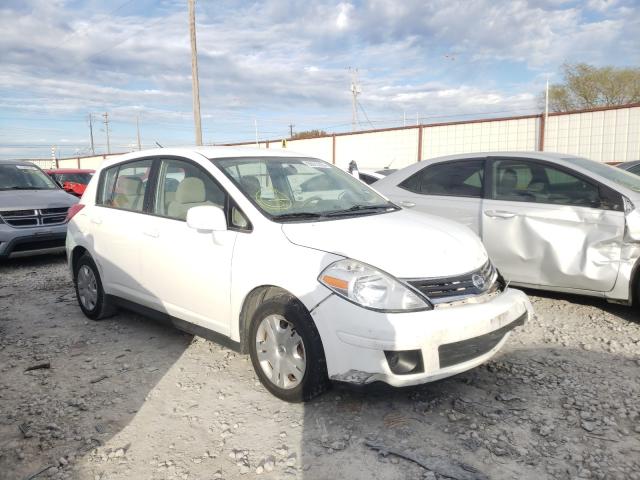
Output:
[{"xmin": 1, "ymin": 254, "xmax": 639, "ymax": 480}]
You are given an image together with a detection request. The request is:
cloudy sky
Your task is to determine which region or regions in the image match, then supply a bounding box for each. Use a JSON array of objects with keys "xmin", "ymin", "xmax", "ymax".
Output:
[{"xmin": 1, "ymin": 0, "xmax": 638, "ymax": 159}]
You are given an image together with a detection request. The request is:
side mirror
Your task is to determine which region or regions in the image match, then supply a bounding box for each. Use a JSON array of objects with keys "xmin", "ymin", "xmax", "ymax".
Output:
[{"xmin": 186, "ymin": 205, "xmax": 227, "ymax": 232}]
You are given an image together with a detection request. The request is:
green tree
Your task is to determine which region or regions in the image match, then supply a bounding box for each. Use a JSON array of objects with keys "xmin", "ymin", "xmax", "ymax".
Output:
[
  {"xmin": 291, "ymin": 129, "xmax": 327, "ymax": 140},
  {"xmin": 542, "ymin": 63, "xmax": 640, "ymax": 112}
]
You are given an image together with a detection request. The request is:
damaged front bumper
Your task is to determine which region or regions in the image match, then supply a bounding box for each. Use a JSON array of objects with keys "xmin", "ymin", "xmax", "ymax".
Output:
[{"xmin": 310, "ymin": 288, "xmax": 533, "ymax": 387}]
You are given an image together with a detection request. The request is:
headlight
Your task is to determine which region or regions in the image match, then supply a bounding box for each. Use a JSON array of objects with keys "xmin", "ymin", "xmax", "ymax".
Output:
[{"xmin": 319, "ymin": 259, "xmax": 431, "ymax": 312}]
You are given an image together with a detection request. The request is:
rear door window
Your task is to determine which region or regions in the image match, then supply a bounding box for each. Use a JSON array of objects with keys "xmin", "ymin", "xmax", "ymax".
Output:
[
  {"xmin": 97, "ymin": 159, "xmax": 153, "ymax": 212},
  {"xmin": 399, "ymin": 159, "xmax": 485, "ymax": 198}
]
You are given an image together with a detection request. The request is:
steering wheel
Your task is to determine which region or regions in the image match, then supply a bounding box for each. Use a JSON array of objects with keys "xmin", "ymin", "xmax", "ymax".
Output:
[{"xmin": 302, "ymin": 196, "xmax": 323, "ymax": 207}]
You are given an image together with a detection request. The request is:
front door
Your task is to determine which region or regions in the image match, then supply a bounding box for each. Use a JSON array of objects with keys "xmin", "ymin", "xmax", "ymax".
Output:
[
  {"xmin": 482, "ymin": 157, "xmax": 625, "ymax": 292},
  {"xmin": 139, "ymin": 157, "xmax": 237, "ymax": 335}
]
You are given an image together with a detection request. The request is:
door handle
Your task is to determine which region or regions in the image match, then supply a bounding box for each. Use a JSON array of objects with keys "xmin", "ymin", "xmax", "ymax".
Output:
[
  {"xmin": 90, "ymin": 217, "xmax": 102, "ymax": 225},
  {"xmin": 400, "ymin": 201, "xmax": 416, "ymax": 208},
  {"xmin": 143, "ymin": 230, "xmax": 159, "ymax": 238},
  {"xmin": 484, "ymin": 210, "xmax": 517, "ymax": 219}
]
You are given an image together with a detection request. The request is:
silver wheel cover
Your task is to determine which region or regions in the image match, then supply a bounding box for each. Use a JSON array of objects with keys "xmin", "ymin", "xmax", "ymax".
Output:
[
  {"xmin": 255, "ymin": 314, "xmax": 306, "ymax": 389},
  {"xmin": 77, "ymin": 265, "xmax": 98, "ymax": 311}
]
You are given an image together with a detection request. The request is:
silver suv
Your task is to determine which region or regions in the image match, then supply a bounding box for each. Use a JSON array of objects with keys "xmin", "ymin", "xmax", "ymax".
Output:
[{"xmin": 0, "ymin": 160, "xmax": 78, "ymax": 259}]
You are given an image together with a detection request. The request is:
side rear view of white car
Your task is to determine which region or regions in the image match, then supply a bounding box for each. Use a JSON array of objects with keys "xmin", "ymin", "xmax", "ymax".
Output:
[{"xmin": 66, "ymin": 147, "xmax": 533, "ymax": 402}]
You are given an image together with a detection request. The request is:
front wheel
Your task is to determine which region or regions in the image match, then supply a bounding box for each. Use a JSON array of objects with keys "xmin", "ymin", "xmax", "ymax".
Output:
[
  {"xmin": 249, "ymin": 294, "xmax": 329, "ymax": 402},
  {"xmin": 74, "ymin": 253, "xmax": 117, "ymax": 320}
]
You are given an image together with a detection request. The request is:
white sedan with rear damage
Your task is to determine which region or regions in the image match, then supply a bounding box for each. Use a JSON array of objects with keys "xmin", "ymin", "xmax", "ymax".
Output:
[{"xmin": 66, "ymin": 147, "xmax": 533, "ymax": 401}]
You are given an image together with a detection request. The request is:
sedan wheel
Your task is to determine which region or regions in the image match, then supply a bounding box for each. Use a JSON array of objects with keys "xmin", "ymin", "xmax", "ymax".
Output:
[
  {"xmin": 255, "ymin": 314, "xmax": 306, "ymax": 389},
  {"xmin": 248, "ymin": 294, "xmax": 329, "ymax": 402},
  {"xmin": 77, "ymin": 265, "xmax": 98, "ymax": 311},
  {"xmin": 74, "ymin": 253, "xmax": 116, "ymax": 320}
]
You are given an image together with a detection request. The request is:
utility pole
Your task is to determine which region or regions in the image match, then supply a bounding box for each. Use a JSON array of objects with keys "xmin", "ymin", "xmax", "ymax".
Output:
[
  {"xmin": 102, "ymin": 112, "xmax": 111, "ymax": 154},
  {"xmin": 288, "ymin": 123, "xmax": 295, "ymax": 138},
  {"xmin": 544, "ymin": 77, "xmax": 549, "ymax": 123},
  {"xmin": 254, "ymin": 118, "xmax": 259, "ymax": 146},
  {"xmin": 188, "ymin": 0, "xmax": 203, "ymax": 146},
  {"xmin": 136, "ymin": 114, "xmax": 142, "ymax": 151},
  {"xmin": 88, "ymin": 114, "xmax": 95, "ymax": 155},
  {"xmin": 349, "ymin": 67, "xmax": 361, "ymax": 131}
]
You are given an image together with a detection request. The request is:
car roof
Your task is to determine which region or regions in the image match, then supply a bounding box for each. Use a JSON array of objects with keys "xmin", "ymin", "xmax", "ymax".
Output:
[
  {"xmin": 0, "ymin": 160, "xmax": 39, "ymax": 167},
  {"xmin": 616, "ymin": 160, "xmax": 640, "ymax": 170},
  {"xmin": 99, "ymin": 146, "xmax": 306, "ymax": 169},
  {"xmin": 45, "ymin": 169, "xmax": 95, "ymax": 173}
]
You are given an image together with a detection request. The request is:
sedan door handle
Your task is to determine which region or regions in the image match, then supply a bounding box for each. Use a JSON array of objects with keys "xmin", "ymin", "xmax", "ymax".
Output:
[
  {"xmin": 400, "ymin": 201, "xmax": 416, "ymax": 208},
  {"xmin": 484, "ymin": 210, "xmax": 517, "ymax": 219},
  {"xmin": 143, "ymin": 230, "xmax": 159, "ymax": 238}
]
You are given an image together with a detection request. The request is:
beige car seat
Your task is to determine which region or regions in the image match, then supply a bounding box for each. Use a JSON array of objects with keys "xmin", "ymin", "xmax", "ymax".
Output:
[
  {"xmin": 167, "ymin": 177, "xmax": 213, "ymax": 220},
  {"xmin": 113, "ymin": 177, "xmax": 143, "ymax": 210}
]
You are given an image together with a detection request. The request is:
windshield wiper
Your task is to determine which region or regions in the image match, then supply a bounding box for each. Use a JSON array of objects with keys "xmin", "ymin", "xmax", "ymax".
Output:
[
  {"xmin": 324, "ymin": 204, "xmax": 396, "ymax": 217},
  {"xmin": 1, "ymin": 186, "xmax": 48, "ymax": 190},
  {"xmin": 274, "ymin": 212, "xmax": 326, "ymax": 221}
]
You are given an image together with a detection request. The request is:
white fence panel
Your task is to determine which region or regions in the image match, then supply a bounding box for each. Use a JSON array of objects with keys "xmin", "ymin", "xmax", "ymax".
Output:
[
  {"xmin": 334, "ymin": 128, "xmax": 418, "ymax": 171},
  {"xmin": 545, "ymin": 106, "xmax": 640, "ymax": 162},
  {"xmin": 423, "ymin": 117, "xmax": 538, "ymax": 159},
  {"xmin": 282, "ymin": 137, "xmax": 333, "ymax": 163}
]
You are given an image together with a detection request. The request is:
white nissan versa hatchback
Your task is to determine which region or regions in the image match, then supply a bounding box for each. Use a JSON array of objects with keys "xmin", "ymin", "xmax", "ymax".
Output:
[{"xmin": 66, "ymin": 147, "xmax": 533, "ymax": 402}]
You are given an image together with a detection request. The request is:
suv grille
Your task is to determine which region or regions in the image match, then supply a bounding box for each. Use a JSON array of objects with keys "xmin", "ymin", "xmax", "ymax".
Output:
[
  {"xmin": 405, "ymin": 261, "xmax": 501, "ymax": 304},
  {"xmin": 0, "ymin": 208, "xmax": 70, "ymax": 228}
]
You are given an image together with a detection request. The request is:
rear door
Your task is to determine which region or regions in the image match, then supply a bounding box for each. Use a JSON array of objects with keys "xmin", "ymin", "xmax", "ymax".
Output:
[
  {"xmin": 481, "ymin": 157, "xmax": 625, "ymax": 291},
  {"xmin": 389, "ymin": 158, "xmax": 485, "ymax": 234},
  {"xmin": 91, "ymin": 158, "xmax": 155, "ymax": 301}
]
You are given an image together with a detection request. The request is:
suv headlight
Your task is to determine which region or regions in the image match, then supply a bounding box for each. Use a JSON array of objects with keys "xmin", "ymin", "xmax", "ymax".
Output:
[{"xmin": 319, "ymin": 259, "xmax": 431, "ymax": 312}]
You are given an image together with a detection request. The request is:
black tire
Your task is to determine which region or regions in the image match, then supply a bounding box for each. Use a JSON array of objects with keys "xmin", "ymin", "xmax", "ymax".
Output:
[
  {"xmin": 249, "ymin": 294, "xmax": 329, "ymax": 402},
  {"xmin": 73, "ymin": 253, "xmax": 117, "ymax": 320}
]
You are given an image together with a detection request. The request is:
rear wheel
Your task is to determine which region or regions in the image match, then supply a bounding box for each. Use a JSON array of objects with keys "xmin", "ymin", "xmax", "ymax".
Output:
[
  {"xmin": 249, "ymin": 294, "xmax": 329, "ymax": 402},
  {"xmin": 74, "ymin": 253, "xmax": 117, "ymax": 320}
]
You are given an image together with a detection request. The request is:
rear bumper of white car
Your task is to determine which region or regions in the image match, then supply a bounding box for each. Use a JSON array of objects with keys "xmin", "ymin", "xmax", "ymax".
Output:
[{"xmin": 310, "ymin": 287, "xmax": 532, "ymax": 387}]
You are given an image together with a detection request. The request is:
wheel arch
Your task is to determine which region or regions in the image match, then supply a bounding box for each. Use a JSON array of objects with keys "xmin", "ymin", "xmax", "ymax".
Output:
[
  {"xmin": 237, "ymin": 285, "xmax": 298, "ymax": 354},
  {"xmin": 70, "ymin": 245, "xmax": 89, "ymax": 279}
]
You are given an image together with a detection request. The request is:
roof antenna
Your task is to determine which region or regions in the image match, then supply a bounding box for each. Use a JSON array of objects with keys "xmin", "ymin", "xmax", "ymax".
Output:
[{"xmin": 155, "ymin": 141, "xmax": 164, "ymax": 148}]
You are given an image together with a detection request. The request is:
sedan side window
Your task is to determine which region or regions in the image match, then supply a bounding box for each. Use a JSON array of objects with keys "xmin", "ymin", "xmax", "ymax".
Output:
[
  {"xmin": 491, "ymin": 160, "xmax": 603, "ymax": 208},
  {"xmin": 97, "ymin": 159, "xmax": 152, "ymax": 212},
  {"xmin": 399, "ymin": 160, "xmax": 484, "ymax": 198}
]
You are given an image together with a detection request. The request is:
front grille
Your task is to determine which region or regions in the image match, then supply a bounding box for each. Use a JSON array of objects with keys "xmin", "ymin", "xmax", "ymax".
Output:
[
  {"xmin": 0, "ymin": 209, "xmax": 36, "ymax": 217},
  {"xmin": 0, "ymin": 207, "xmax": 69, "ymax": 228},
  {"xmin": 40, "ymin": 207, "xmax": 69, "ymax": 215},
  {"xmin": 438, "ymin": 312, "xmax": 526, "ymax": 368},
  {"xmin": 405, "ymin": 261, "xmax": 500, "ymax": 304}
]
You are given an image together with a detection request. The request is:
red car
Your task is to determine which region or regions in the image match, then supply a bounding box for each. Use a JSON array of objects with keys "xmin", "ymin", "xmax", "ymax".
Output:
[{"xmin": 45, "ymin": 169, "xmax": 95, "ymax": 197}]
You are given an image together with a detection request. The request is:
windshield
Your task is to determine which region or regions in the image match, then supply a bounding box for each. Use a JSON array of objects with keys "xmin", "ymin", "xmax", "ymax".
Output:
[
  {"xmin": 565, "ymin": 156, "xmax": 640, "ymax": 193},
  {"xmin": 216, "ymin": 157, "xmax": 396, "ymax": 221},
  {"xmin": 0, "ymin": 164, "xmax": 58, "ymax": 190},
  {"xmin": 56, "ymin": 172, "xmax": 93, "ymax": 184}
]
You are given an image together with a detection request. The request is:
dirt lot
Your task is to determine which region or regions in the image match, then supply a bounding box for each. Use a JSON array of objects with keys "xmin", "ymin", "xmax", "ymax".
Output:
[{"xmin": 1, "ymin": 254, "xmax": 639, "ymax": 480}]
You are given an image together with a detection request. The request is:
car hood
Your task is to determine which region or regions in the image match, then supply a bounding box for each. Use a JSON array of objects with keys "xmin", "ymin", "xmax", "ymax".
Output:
[
  {"xmin": 0, "ymin": 189, "xmax": 78, "ymax": 210},
  {"xmin": 281, "ymin": 209, "xmax": 488, "ymax": 278}
]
